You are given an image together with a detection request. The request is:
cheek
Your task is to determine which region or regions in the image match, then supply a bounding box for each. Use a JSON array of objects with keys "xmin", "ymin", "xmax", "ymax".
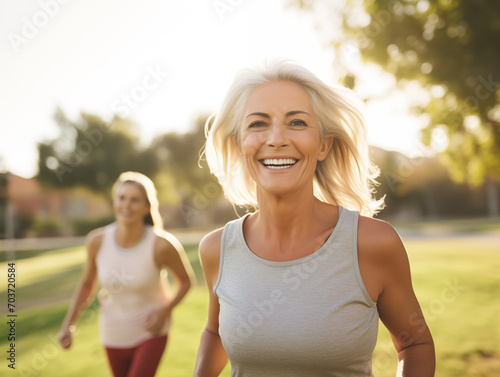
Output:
[
  {"xmin": 113, "ymin": 199, "xmax": 121, "ymax": 209},
  {"xmin": 301, "ymin": 134, "xmax": 325, "ymax": 158},
  {"xmin": 240, "ymin": 133, "xmax": 263, "ymax": 157}
]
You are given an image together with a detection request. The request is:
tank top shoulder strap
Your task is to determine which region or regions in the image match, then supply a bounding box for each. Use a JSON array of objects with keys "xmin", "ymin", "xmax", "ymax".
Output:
[
  {"xmin": 97, "ymin": 223, "xmax": 116, "ymax": 254},
  {"xmin": 335, "ymin": 206, "xmax": 359, "ymax": 247},
  {"xmin": 334, "ymin": 207, "xmax": 374, "ymax": 306},
  {"xmin": 222, "ymin": 215, "xmax": 248, "ymax": 250},
  {"xmin": 214, "ymin": 215, "xmax": 248, "ymax": 295},
  {"xmin": 144, "ymin": 225, "xmax": 158, "ymax": 259}
]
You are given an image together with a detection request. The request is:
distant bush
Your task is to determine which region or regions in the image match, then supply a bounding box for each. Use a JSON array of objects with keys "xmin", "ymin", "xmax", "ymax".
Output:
[
  {"xmin": 72, "ymin": 216, "xmax": 115, "ymax": 236},
  {"xmin": 31, "ymin": 218, "xmax": 60, "ymax": 237}
]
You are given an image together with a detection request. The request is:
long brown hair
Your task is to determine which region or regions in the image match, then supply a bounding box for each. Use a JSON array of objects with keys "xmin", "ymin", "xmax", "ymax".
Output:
[{"xmin": 112, "ymin": 171, "xmax": 164, "ymax": 229}]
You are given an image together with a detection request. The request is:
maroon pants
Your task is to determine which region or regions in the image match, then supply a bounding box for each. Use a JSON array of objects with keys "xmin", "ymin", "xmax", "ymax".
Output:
[{"xmin": 105, "ymin": 335, "xmax": 167, "ymax": 377}]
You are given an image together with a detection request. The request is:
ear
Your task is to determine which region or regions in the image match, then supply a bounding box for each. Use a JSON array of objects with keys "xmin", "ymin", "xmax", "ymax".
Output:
[{"xmin": 318, "ymin": 135, "xmax": 334, "ymax": 161}]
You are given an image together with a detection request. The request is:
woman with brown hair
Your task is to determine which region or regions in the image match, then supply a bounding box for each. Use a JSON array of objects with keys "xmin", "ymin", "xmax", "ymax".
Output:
[{"xmin": 59, "ymin": 171, "xmax": 195, "ymax": 377}]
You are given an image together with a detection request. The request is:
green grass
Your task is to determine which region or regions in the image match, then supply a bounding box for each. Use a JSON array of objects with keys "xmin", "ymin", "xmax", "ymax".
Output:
[
  {"xmin": 0, "ymin": 248, "xmax": 55, "ymax": 262},
  {"xmin": 1, "ymin": 235, "xmax": 498, "ymax": 376},
  {"xmin": 0, "ymin": 244, "xmax": 205, "ymax": 310},
  {"xmin": 390, "ymin": 216, "xmax": 500, "ymax": 235},
  {"xmin": 372, "ymin": 237, "xmax": 500, "ymax": 377},
  {"xmin": 1, "ymin": 289, "xmax": 230, "ymax": 377}
]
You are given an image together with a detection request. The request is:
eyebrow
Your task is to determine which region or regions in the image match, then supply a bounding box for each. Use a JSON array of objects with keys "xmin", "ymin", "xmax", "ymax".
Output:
[{"xmin": 246, "ymin": 110, "xmax": 311, "ymax": 118}]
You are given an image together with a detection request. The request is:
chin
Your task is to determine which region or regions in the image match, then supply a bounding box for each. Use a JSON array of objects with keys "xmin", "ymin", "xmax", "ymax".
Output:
[
  {"xmin": 259, "ymin": 184, "xmax": 299, "ymax": 197},
  {"xmin": 117, "ymin": 216, "xmax": 139, "ymax": 224}
]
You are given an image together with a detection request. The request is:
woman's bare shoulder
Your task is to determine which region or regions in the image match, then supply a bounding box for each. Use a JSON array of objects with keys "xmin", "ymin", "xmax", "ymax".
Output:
[
  {"xmin": 199, "ymin": 228, "xmax": 224, "ymax": 262},
  {"xmin": 357, "ymin": 216, "xmax": 410, "ymax": 301},
  {"xmin": 357, "ymin": 215, "xmax": 404, "ymax": 257},
  {"xmin": 152, "ymin": 228, "xmax": 183, "ymax": 253},
  {"xmin": 198, "ymin": 228, "xmax": 224, "ymax": 288},
  {"xmin": 85, "ymin": 225, "xmax": 109, "ymax": 256}
]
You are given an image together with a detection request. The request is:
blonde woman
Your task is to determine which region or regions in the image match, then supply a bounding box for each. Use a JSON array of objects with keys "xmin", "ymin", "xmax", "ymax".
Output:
[
  {"xmin": 58, "ymin": 171, "xmax": 195, "ymax": 377},
  {"xmin": 193, "ymin": 60, "xmax": 435, "ymax": 376}
]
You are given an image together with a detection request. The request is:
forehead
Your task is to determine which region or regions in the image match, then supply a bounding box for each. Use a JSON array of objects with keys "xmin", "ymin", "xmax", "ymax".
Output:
[
  {"xmin": 244, "ymin": 81, "xmax": 313, "ymax": 114},
  {"xmin": 116, "ymin": 182, "xmax": 146, "ymax": 197}
]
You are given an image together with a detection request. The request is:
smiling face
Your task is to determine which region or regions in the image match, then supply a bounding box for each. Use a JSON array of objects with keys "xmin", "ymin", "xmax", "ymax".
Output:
[
  {"xmin": 239, "ymin": 80, "xmax": 333, "ymax": 198},
  {"xmin": 113, "ymin": 182, "xmax": 151, "ymax": 226}
]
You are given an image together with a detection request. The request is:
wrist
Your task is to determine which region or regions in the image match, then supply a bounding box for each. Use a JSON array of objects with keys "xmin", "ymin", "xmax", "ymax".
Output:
[
  {"xmin": 62, "ymin": 323, "xmax": 75, "ymax": 333},
  {"xmin": 163, "ymin": 303, "xmax": 173, "ymax": 315}
]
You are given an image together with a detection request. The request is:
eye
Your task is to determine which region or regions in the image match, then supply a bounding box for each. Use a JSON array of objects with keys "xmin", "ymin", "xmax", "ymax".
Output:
[
  {"xmin": 248, "ymin": 120, "xmax": 268, "ymax": 128},
  {"xmin": 289, "ymin": 119, "xmax": 307, "ymax": 127}
]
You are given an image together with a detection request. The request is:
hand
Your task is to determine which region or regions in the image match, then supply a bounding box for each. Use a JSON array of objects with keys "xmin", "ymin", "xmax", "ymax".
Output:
[
  {"xmin": 144, "ymin": 305, "xmax": 172, "ymax": 334},
  {"xmin": 58, "ymin": 327, "xmax": 73, "ymax": 349}
]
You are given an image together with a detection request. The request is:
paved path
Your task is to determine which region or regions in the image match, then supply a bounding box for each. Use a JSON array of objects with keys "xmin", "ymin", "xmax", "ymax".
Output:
[
  {"xmin": 0, "ymin": 229, "xmax": 210, "ymax": 252},
  {"xmin": 1, "ymin": 228, "xmax": 498, "ymax": 253}
]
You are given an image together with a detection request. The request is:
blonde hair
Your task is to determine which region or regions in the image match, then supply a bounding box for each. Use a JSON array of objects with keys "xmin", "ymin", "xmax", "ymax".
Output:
[
  {"xmin": 204, "ymin": 59, "xmax": 384, "ymax": 217},
  {"xmin": 112, "ymin": 171, "xmax": 164, "ymax": 228}
]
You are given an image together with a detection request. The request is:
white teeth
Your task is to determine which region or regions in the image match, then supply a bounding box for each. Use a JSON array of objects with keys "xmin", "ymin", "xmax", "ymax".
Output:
[{"xmin": 262, "ymin": 158, "xmax": 298, "ymax": 169}]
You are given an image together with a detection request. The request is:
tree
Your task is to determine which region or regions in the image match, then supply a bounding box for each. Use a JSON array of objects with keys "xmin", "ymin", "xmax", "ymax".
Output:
[
  {"xmin": 150, "ymin": 114, "xmax": 222, "ymax": 204},
  {"xmin": 37, "ymin": 109, "xmax": 159, "ymax": 194},
  {"xmin": 147, "ymin": 114, "xmax": 234, "ymax": 227},
  {"xmin": 294, "ymin": 0, "xmax": 500, "ymax": 186}
]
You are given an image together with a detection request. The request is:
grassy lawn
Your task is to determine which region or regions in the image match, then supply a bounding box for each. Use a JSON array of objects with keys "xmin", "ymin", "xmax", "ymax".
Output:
[
  {"xmin": 2, "ymin": 289, "xmax": 230, "ymax": 377},
  {"xmin": 1, "ymin": 234, "xmax": 498, "ymax": 376}
]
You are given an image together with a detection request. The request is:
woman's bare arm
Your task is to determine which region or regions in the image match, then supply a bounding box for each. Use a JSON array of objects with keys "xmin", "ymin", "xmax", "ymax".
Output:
[
  {"xmin": 58, "ymin": 229, "xmax": 102, "ymax": 348},
  {"xmin": 359, "ymin": 217, "xmax": 435, "ymax": 377},
  {"xmin": 146, "ymin": 230, "xmax": 196, "ymax": 333},
  {"xmin": 193, "ymin": 228, "xmax": 229, "ymax": 376}
]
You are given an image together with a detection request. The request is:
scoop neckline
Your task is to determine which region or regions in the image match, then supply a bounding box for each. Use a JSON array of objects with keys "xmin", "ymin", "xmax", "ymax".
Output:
[
  {"xmin": 113, "ymin": 224, "xmax": 150, "ymax": 253},
  {"xmin": 237, "ymin": 206, "xmax": 345, "ymax": 267}
]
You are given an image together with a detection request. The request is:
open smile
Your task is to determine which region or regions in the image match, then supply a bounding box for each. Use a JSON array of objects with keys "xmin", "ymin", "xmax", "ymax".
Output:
[{"xmin": 260, "ymin": 158, "xmax": 298, "ymax": 169}]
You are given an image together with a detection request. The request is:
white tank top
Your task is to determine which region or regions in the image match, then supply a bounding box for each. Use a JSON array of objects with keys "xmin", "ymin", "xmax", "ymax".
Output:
[
  {"xmin": 96, "ymin": 223, "xmax": 170, "ymax": 348},
  {"xmin": 214, "ymin": 206, "xmax": 379, "ymax": 376}
]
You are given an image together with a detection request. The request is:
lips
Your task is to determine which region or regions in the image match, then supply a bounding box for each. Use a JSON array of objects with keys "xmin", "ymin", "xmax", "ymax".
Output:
[{"xmin": 261, "ymin": 158, "xmax": 298, "ymax": 169}]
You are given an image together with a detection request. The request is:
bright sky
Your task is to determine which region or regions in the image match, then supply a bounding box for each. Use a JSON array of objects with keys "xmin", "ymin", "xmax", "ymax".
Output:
[{"xmin": 0, "ymin": 0, "xmax": 429, "ymax": 179}]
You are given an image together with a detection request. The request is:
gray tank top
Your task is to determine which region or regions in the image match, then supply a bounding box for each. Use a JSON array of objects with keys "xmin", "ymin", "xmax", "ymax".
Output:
[{"xmin": 214, "ymin": 206, "xmax": 379, "ymax": 376}]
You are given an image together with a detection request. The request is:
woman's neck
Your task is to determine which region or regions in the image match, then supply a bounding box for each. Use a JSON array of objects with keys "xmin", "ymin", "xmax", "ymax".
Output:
[
  {"xmin": 251, "ymin": 187, "xmax": 335, "ymax": 255},
  {"xmin": 115, "ymin": 222, "xmax": 146, "ymax": 248}
]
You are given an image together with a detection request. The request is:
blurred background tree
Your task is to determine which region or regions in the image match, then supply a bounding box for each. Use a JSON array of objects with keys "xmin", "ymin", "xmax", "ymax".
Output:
[
  {"xmin": 151, "ymin": 113, "xmax": 217, "ymax": 197},
  {"xmin": 294, "ymin": 0, "xmax": 500, "ymax": 216},
  {"xmin": 33, "ymin": 110, "xmax": 228, "ymax": 234},
  {"xmin": 150, "ymin": 114, "xmax": 229, "ymax": 227},
  {"xmin": 37, "ymin": 108, "xmax": 159, "ymax": 196}
]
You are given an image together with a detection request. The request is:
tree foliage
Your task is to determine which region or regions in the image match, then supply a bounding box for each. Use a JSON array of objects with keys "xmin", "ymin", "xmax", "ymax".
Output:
[
  {"xmin": 150, "ymin": 114, "xmax": 221, "ymax": 203},
  {"xmin": 37, "ymin": 109, "xmax": 159, "ymax": 194},
  {"xmin": 295, "ymin": 0, "xmax": 500, "ymax": 185}
]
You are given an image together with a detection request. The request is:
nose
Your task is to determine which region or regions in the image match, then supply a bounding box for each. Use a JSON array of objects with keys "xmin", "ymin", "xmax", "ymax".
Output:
[
  {"xmin": 120, "ymin": 197, "xmax": 131, "ymax": 208},
  {"xmin": 267, "ymin": 123, "xmax": 288, "ymax": 148}
]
